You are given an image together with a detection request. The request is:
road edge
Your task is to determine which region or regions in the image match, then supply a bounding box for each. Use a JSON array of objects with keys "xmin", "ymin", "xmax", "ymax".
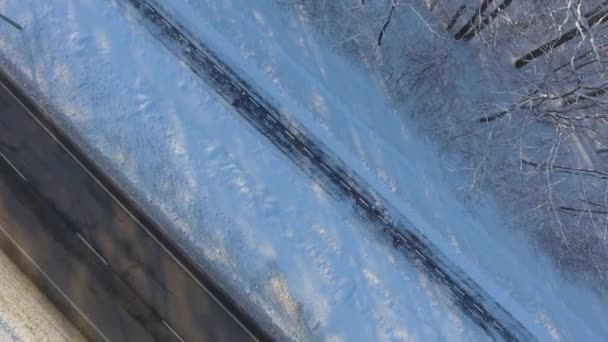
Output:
[{"xmin": 0, "ymin": 67, "xmax": 274, "ymax": 342}]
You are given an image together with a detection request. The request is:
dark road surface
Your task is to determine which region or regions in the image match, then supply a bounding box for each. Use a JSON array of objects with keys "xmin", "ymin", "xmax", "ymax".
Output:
[
  {"xmin": 0, "ymin": 71, "xmax": 268, "ymax": 341},
  {"xmin": 123, "ymin": 1, "xmax": 537, "ymax": 341}
]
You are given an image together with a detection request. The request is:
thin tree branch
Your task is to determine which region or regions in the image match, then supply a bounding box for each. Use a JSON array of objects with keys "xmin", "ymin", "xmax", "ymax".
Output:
[{"xmin": 0, "ymin": 13, "xmax": 22, "ymax": 30}]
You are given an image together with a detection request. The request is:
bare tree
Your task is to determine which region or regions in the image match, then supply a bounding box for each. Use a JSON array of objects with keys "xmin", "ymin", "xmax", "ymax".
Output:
[
  {"xmin": 454, "ymin": 0, "xmax": 495, "ymax": 39},
  {"xmin": 447, "ymin": 4, "xmax": 467, "ymax": 30},
  {"xmin": 460, "ymin": 0, "xmax": 513, "ymax": 41},
  {"xmin": 515, "ymin": 2, "xmax": 608, "ymax": 68}
]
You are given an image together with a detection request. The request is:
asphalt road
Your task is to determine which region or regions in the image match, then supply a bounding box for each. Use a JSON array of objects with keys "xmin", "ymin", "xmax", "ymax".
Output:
[
  {"xmin": 124, "ymin": 1, "xmax": 536, "ymax": 341},
  {"xmin": 0, "ymin": 71, "xmax": 267, "ymax": 341}
]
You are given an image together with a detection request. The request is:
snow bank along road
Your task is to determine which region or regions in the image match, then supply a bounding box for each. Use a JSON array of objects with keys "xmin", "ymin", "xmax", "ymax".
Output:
[
  {"xmin": 124, "ymin": 1, "xmax": 537, "ymax": 341},
  {"xmin": 0, "ymin": 70, "xmax": 269, "ymax": 341}
]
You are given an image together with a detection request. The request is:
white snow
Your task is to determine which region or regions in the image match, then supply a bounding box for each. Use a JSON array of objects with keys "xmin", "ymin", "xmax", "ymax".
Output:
[
  {"xmin": 0, "ymin": 0, "xmax": 606, "ymax": 341},
  {"xmin": 152, "ymin": 0, "xmax": 608, "ymax": 340},
  {"xmin": 0, "ymin": 247, "xmax": 85, "ymax": 341}
]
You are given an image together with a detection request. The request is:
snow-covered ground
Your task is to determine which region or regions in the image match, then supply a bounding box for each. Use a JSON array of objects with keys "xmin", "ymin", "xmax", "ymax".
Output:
[
  {"xmin": 0, "ymin": 0, "xmax": 606, "ymax": 340},
  {"xmin": 151, "ymin": 0, "xmax": 608, "ymax": 340},
  {"xmin": 0, "ymin": 1, "xmax": 485, "ymax": 340},
  {"xmin": 0, "ymin": 248, "xmax": 85, "ymax": 341}
]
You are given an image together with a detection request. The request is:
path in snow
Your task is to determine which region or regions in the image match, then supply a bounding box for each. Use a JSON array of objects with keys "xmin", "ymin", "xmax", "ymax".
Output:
[{"xmin": 125, "ymin": 0, "xmax": 533, "ymax": 340}]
